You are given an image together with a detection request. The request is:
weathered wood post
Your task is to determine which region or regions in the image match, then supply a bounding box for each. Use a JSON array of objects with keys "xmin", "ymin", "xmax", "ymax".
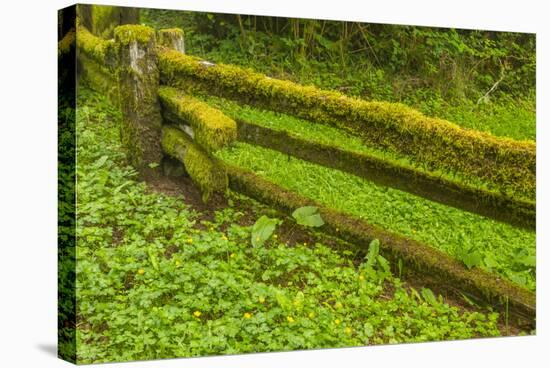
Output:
[
  {"xmin": 114, "ymin": 24, "xmax": 163, "ymax": 172},
  {"xmin": 158, "ymin": 28, "xmax": 185, "ymax": 53}
]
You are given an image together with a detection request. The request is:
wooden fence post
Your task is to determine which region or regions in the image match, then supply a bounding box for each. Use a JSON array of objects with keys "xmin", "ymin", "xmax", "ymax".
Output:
[
  {"xmin": 158, "ymin": 28, "xmax": 185, "ymax": 53},
  {"xmin": 114, "ymin": 24, "xmax": 163, "ymax": 172}
]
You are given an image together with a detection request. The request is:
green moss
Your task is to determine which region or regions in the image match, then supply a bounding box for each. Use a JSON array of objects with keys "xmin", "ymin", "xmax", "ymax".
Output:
[
  {"xmin": 157, "ymin": 49, "xmax": 536, "ymax": 201},
  {"xmin": 114, "ymin": 24, "xmax": 155, "ymax": 46},
  {"xmin": 158, "ymin": 86, "xmax": 236, "ymax": 153},
  {"xmin": 76, "ymin": 22, "xmax": 116, "ymax": 64},
  {"xmin": 58, "ymin": 28, "xmax": 75, "ymax": 57},
  {"xmin": 158, "ymin": 28, "xmax": 185, "ymax": 52},
  {"xmin": 161, "ymin": 126, "xmax": 227, "ymax": 201},
  {"xmin": 235, "ymin": 119, "xmax": 534, "ymax": 229},
  {"xmin": 224, "ymin": 163, "xmax": 535, "ymax": 325},
  {"xmin": 77, "ymin": 53, "xmax": 119, "ymax": 106},
  {"xmin": 90, "ymin": 5, "xmax": 119, "ymax": 39}
]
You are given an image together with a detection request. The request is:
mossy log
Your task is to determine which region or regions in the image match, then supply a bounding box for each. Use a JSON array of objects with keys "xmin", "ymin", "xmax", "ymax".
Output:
[
  {"xmin": 158, "ymin": 49, "xmax": 536, "ymax": 201},
  {"xmin": 158, "ymin": 86, "xmax": 237, "ymax": 153},
  {"xmin": 162, "ymin": 126, "xmax": 227, "ymax": 202},
  {"xmin": 225, "ymin": 163, "xmax": 535, "ymax": 328},
  {"xmin": 237, "ymin": 119, "xmax": 535, "ymax": 229}
]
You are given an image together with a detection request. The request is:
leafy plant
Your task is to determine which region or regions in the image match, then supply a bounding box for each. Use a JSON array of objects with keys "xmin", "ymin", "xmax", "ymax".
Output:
[
  {"xmin": 292, "ymin": 206, "xmax": 324, "ymax": 227},
  {"xmin": 251, "ymin": 215, "xmax": 281, "ymax": 247}
]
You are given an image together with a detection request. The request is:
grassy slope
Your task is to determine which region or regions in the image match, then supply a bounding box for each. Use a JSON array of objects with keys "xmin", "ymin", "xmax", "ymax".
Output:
[
  {"xmin": 216, "ymin": 142, "xmax": 536, "ymax": 291},
  {"xmin": 75, "ymin": 88, "xmax": 502, "ymax": 363}
]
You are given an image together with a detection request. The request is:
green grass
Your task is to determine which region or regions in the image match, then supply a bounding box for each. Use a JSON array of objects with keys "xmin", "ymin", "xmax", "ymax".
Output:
[
  {"xmin": 75, "ymin": 87, "xmax": 503, "ymax": 363},
  {"xmin": 215, "ymin": 142, "xmax": 536, "ymax": 291},
  {"xmin": 197, "ymin": 93, "xmax": 513, "ymax": 196}
]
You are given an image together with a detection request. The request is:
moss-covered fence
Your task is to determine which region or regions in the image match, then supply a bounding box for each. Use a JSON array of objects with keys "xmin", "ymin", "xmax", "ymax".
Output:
[{"xmin": 74, "ymin": 19, "xmax": 536, "ymax": 326}]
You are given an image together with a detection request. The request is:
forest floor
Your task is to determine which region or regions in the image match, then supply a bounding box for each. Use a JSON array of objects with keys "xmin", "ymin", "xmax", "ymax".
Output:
[{"xmin": 73, "ymin": 87, "xmax": 527, "ymax": 364}]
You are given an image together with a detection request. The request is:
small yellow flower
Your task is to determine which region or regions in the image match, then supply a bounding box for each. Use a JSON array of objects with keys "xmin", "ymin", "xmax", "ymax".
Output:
[
  {"xmin": 335, "ymin": 302, "xmax": 343, "ymax": 309},
  {"xmin": 334, "ymin": 319, "xmax": 341, "ymax": 325},
  {"xmin": 259, "ymin": 296, "xmax": 266, "ymax": 304},
  {"xmin": 222, "ymin": 235, "xmax": 228, "ymax": 240},
  {"xmin": 303, "ymin": 242, "xmax": 307, "ymax": 246},
  {"xmin": 137, "ymin": 269, "xmax": 145, "ymax": 275},
  {"xmin": 308, "ymin": 312, "xmax": 315, "ymax": 319},
  {"xmin": 186, "ymin": 238, "xmax": 193, "ymax": 244},
  {"xmin": 287, "ymin": 316, "xmax": 295, "ymax": 323},
  {"xmin": 359, "ymin": 274, "xmax": 365, "ymax": 281},
  {"xmin": 345, "ymin": 327, "xmax": 353, "ymax": 334},
  {"xmin": 256, "ymin": 236, "xmax": 260, "ymax": 241},
  {"xmin": 230, "ymin": 253, "xmax": 236, "ymax": 258},
  {"xmin": 193, "ymin": 310, "xmax": 202, "ymax": 318},
  {"xmin": 175, "ymin": 260, "xmax": 181, "ymax": 267},
  {"xmin": 273, "ymin": 234, "xmax": 278, "ymax": 239},
  {"xmin": 243, "ymin": 312, "xmax": 252, "ymax": 319}
]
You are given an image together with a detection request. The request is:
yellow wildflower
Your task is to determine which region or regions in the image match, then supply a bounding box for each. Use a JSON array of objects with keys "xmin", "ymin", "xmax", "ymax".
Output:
[
  {"xmin": 287, "ymin": 316, "xmax": 295, "ymax": 323},
  {"xmin": 230, "ymin": 253, "xmax": 236, "ymax": 258},
  {"xmin": 175, "ymin": 260, "xmax": 181, "ymax": 267},
  {"xmin": 334, "ymin": 319, "xmax": 341, "ymax": 325},
  {"xmin": 137, "ymin": 269, "xmax": 145, "ymax": 275},
  {"xmin": 359, "ymin": 274, "xmax": 365, "ymax": 281},
  {"xmin": 193, "ymin": 310, "xmax": 202, "ymax": 318},
  {"xmin": 308, "ymin": 312, "xmax": 315, "ymax": 319},
  {"xmin": 243, "ymin": 312, "xmax": 252, "ymax": 319},
  {"xmin": 335, "ymin": 302, "xmax": 343, "ymax": 309},
  {"xmin": 259, "ymin": 296, "xmax": 266, "ymax": 304},
  {"xmin": 186, "ymin": 238, "xmax": 193, "ymax": 244},
  {"xmin": 345, "ymin": 327, "xmax": 353, "ymax": 334}
]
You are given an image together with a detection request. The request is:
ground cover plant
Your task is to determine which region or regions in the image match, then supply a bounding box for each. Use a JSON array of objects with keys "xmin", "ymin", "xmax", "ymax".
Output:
[
  {"xmin": 215, "ymin": 142, "xmax": 536, "ymax": 291},
  {"xmin": 75, "ymin": 87, "xmax": 506, "ymax": 364}
]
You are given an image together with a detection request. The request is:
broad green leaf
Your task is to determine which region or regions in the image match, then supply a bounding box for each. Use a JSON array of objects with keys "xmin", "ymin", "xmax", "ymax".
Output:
[
  {"xmin": 251, "ymin": 215, "xmax": 280, "ymax": 247},
  {"xmin": 292, "ymin": 206, "xmax": 325, "ymax": 227}
]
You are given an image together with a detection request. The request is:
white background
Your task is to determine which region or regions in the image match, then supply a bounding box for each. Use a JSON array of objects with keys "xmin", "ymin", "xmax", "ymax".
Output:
[{"xmin": 0, "ymin": 0, "xmax": 548, "ymax": 366}]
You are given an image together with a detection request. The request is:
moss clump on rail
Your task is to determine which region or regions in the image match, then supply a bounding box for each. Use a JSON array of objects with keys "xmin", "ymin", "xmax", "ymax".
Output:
[
  {"xmin": 161, "ymin": 126, "xmax": 227, "ymax": 202},
  {"xmin": 76, "ymin": 22, "xmax": 116, "ymax": 65},
  {"xmin": 113, "ymin": 24, "xmax": 156, "ymax": 46},
  {"xmin": 158, "ymin": 86, "xmax": 237, "ymax": 153},
  {"xmin": 224, "ymin": 163, "xmax": 535, "ymax": 325},
  {"xmin": 157, "ymin": 49, "xmax": 536, "ymax": 200},
  {"xmin": 58, "ymin": 28, "xmax": 76, "ymax": 57}
]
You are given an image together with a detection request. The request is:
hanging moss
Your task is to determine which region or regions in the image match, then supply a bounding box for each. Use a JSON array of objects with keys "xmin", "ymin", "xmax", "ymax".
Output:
[
  {"xmin": 224, "ymin": 163, "xmax": 535, "ymax": 326},
  {"xmin": 157, "ymin": 49, "xmax": 536, "ymax": 201},
  {"xmin": 161, "ymin": 126, "xmax": 227, "ymax": 202},
  {"xmin": 158, "ymin": 86, "xmax": 237, "ymax": 153}
]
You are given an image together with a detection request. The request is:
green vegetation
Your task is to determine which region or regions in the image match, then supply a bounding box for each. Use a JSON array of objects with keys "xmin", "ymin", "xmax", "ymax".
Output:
[
  {"xmin": 142, "ymin": 9, "xmax": 535, "ymax": 141},
  {"xmin": 75, "ymin": 87, "xmax": 503, "ymax": 364},
  {"xmin": 215, "ymin": 142, "xmax": 536, "ymax": 291},
  {"xmin": 158, "ymin": 49, "xmax": 535, "ymax": 201}
]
